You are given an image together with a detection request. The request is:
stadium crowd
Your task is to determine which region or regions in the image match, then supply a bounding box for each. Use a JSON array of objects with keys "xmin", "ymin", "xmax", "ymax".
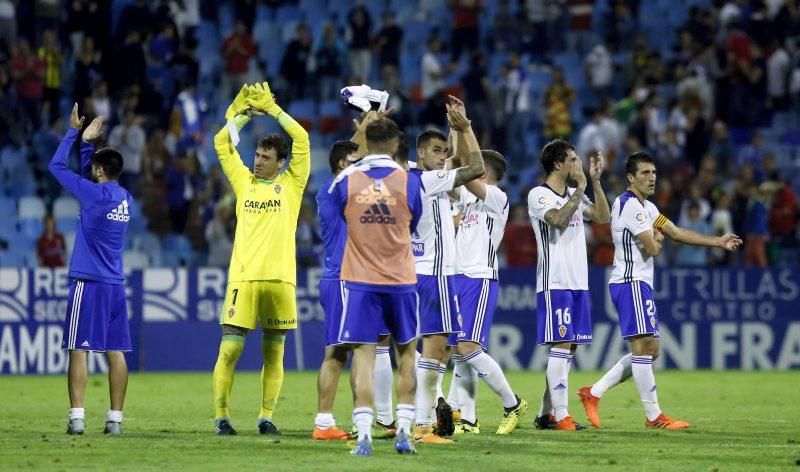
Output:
[{"xmin": 1, "ymin": 0, "xmax": 799, "ymax": 270}]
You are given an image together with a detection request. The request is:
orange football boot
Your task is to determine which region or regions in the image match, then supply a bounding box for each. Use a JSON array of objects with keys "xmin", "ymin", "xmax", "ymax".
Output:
[
  {"xmin": 554, "ymin": 416, "xmax": 580, "ymax": 431},
  {"xmin": 646, "ymin": 413, "xmax": 690, "ymax": 430},
  {"xmin": 312, "ymin": 426, "xmax": 350, "ymax": 440},
  {"xmin": 577, "ymin": 386, "xmax": 601, "ymax": 428}
]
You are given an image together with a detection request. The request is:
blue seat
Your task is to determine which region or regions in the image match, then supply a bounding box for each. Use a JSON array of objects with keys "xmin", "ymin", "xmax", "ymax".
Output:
[
  {"xmin": 9, "ymin": 233, "xmax": 35, "ymax": 252},
  {"xmin": 0, "ymin": 251, "xmax": 25, "ymax": 267},
  {"xmin": 56, "ymin": 218, "xmax": 78, "ymax": 234},
  {"xmin": 276, "ymin": 4, "xmax": 302, "ymax": 23},
  {"xmin": 19, "ymin": 219, "xmax": 44, "ymax": 240},
  {"xmin": 0, "ymin": 196, "xmax": 15, "ymax": 217},
  {"xmin": 288, "ymin": 99, "xmax": 316, "ymax": 124},
  {"xmin": 163, "ymin": 234, "xmax": 193, "ymax": 254}
]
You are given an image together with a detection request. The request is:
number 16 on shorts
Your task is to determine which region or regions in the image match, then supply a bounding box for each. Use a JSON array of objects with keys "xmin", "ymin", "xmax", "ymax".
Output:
[{"xmin": 536, "ymin": 289, "xmax": 593, "ymax": 345}]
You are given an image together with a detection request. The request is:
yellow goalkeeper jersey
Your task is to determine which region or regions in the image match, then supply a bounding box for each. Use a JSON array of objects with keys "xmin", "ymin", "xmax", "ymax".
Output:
[{"xmin": 213, "ymin": 113, "xmax": 310, "ymax": 285}]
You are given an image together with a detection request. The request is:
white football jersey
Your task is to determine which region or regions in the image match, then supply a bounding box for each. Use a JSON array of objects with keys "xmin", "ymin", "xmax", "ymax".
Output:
[
  {"xmin": 527, "ymin": 185, "xmax": 593, "ymax": 293},
  {"xmin": 608, "ymin": 191, "xmax": 661, "ymax": 287},
  {"xmin": 411, "ymin": 168, "xmax": 458, "ymax": 276},
  {"xmin": 454, "ymin": 185, "xmax": 509, "ymax": 279}
]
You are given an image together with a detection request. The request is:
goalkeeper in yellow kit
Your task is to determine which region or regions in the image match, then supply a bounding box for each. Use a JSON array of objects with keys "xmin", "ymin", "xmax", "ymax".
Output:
[{"xmin": 211, "ymin": 82, "xmax": 310, "ymax": 435}]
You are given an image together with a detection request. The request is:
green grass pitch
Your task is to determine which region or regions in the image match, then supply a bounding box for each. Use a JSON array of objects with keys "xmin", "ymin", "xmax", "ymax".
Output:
[{"xmin": 3, "ymin": 370, "xmax": 799, "ymax": 470}]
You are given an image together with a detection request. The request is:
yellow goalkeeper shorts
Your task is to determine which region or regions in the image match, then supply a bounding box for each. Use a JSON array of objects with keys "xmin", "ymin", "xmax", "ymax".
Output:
[{"xmin": 220, "ymin": 280, "xmax": 297, "ymax": 330}]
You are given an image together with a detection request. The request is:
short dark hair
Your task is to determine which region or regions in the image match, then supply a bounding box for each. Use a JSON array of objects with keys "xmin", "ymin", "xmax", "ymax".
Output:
[
  {"xmin": 416, "ymin": 129, "xmax": 447, "ymax": 150},
  {"xmin": 92, "ymin": 148, "xmax": 123, "ymax": 179},
  {"xmin": 394, "ymin": 132, "xmax": 409, "ymax": 164},
  {"xmin": 329, "ymin": 140, "xmax": 359, "ymax": 173},
  {"xmin": 482, "ymin": 149, "xmax": 506, "ymax": 182},
  {"xmin": 258, "ymin": 134, "xmax": 289, "ymax": 161},
  {"xmin": 625, "ymin": 151, "xmax": 656, "ymax": 176},
  {"xmin": 365, "ymin": 118, "xmax": 400, "ymax": 145},
  {"xmin": 539, "ymin": 138, "xmax": 574, "ymax": 175}
]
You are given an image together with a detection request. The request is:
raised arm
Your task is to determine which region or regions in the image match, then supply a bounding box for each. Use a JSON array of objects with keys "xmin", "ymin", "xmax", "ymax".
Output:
[
  {"xmin": 543, "ymin": 162, "xmax": 587, "ymax": 230},
  {"xmin": 48, "ymin": 104, "xmax": 98, "ymax": 204},
  {"xmin": 79, "ymin": 114, "xmax": 104, "ymax": 177},
  {"xmin": 582, "ymin": 151, "xmax": 611, "ymax": 223},
  {"xmin": 660, "ymin": 218, "xmax": 742, "ymax": 250},
  {"xmin": 447, "ymin": 97, "xmax": 484, "ymax": 189},
  {"xmin": 214, "ymin": 85, "xmax": 253, "ymax": 196},
  {"xmin": 248, "ymin": 81, "xmax": 310, "ymax": 186}
]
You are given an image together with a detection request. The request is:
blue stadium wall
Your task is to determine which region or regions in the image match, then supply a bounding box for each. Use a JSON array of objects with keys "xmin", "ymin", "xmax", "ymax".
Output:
[{"xmin": 1, "ymin": 267, "xmax": 798, "ymax": 374}]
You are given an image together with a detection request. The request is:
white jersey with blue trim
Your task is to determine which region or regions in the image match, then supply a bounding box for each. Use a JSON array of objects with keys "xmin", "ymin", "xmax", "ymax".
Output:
[
  {"xmin": 527, "ymin": 184, "xmax": 593, "ymax": 293},
  {"xmin": 454, "ymin": 185, "xmax": 509, "ymax": 279},
  {"xmin": 609, "ymin": 191, "xmax": 661, "ymax": 287},
  {"xmin": 411, "ymin": 168, "xmax": 458, "ymax": 276}
]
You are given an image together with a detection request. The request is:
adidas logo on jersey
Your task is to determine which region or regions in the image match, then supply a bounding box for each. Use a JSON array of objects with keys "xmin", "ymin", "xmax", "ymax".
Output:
[
  {"xmin": 107, "ymin": 200, "xmax": 131, "ymax": 222},
  {"xmin": 360, "ymin": 203, "xmax": 396, "ymax": 224},
  {"xmin": 81, "ymin": 341, "xmax": 89, "ymax": 347}
]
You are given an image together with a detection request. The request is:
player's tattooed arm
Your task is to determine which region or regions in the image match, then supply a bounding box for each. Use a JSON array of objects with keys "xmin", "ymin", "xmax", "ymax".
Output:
[
  {"xmin": 447, "ymin": 97, "xmax": 484, "ymax": 188},
  {"xmin": 582, "ymin": 151, "xmax": 611, "ymax": 223},
  {"xmin": 544, "ymin": 160, "xmax": 587, "ymax": 230}
]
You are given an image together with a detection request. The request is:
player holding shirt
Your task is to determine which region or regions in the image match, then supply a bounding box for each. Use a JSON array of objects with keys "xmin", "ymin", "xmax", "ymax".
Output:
[
  {"xmin": 51, "ymin": 104, "xmax": 132, "ymax": 436},
  {"xmin": 329, "ymin": 118, "xmax": 423, "ymax": 456},
  {"xmin": 578, "ymin": 152, "xmax": 741, "ymax": 429},
  {"xmin": 527, "ymin": 139, "xmax": 610, "ymax": 430},
  {"xmin": 411, "ymin": 98, "xmax": 485, "ymax": 444},
  {"xmin": 211, "ymin": 82, "xmax": 310, "ymax": 436}
]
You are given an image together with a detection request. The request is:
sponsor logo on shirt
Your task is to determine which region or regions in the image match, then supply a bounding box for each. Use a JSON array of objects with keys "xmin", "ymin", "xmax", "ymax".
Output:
[
  {"xmin": 360, "ymin": 204, "xmax": 396, "ymax": 224},
  {"xmin": 107, "ymin": 200, "xmax": 130, "ymax": 222},
  {"xmin": 635, "ymin": 212, "xmax": 646, "ymax": 225},
  {"xmin": 435, "ymin": 171, "xmax": 446, "ymax": 179},
  {"xmin": 243, "ymin": 199, "xmax": 281, "ymax": 214},
  {"xmin": 354, "ymin": 180, "xmax": 397, "ymax": 206},
  {"xmin": 538, "ymin": 196, "xmax": 548, "ymax": 205},
  {"xmin": 412, "ymin": 242, "xmax": 424, "ymax": 256}
]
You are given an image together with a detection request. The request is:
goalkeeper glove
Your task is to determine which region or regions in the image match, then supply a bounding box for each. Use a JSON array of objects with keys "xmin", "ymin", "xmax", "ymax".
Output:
[
  {"xmin": 247, "ymin": 81, "xmax": 283, "ymax": 118},
  {"xmin": 225, "ymin": 84, "xmax": 250, "ymax": 120}
]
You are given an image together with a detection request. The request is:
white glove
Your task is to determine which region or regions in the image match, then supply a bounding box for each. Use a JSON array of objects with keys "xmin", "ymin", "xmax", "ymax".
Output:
[{"xmin": 340, "ymin": 84, "xmax": 389, "ymax": 113}]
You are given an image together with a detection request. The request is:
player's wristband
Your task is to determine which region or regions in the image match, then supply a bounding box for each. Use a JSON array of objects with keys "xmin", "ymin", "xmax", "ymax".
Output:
[
  {"xmin": 267, "ymin": 104, "xmax": 284, "ymax": 119},
  {"xmin": 226, "ymin": 114, "xmax": 251, "ymax": 146}
]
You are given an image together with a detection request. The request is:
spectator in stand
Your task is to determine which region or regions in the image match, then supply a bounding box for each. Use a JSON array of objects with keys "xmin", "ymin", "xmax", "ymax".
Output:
[
  {"xmin": 492, "ymin": 0, "xmax": 522, "ymax": 53},
  {"xmin": 584, "ymin": 40, "xmax": 613, "ymax": 103},
  {"xmin": 11, "ymin": 39, "xmax": 45, "ymax": 132},
  {"xmin": 37, "ymin": 29, "xmax": 63, "ymax": 125},
  {"xmin": 744, "ymin": 183, "xmax": 769, "ymax": 267},
  {"xmin": 380, "ymin": 65, "xmax": 413, "ymax": 129},
  {"xmin": 149, "ymin": 23, "xmax": 177, "ymax": 64},
  {"xmin": 461, "ymin": 51, "xmax": 492, "ymax": 147},
  {"xmin": 111, "ymin": 29, "xmax": 147, "ymax": 91},
  {"xmin": 675, "ymin": 201, "xmax": 711, "ymax": 266},
  {"xmin": 765, "ymin": 37, "xmax": 791, "ymax": 114},
  {"xmin": 737, "ymin": 131, "xmax": 769, "ymax": 168},
  {"xmin": 85, "ymin": 80, "xmax": 111, "ymax": 124},
  {"xmin": 347, "ymin": 0, "xmax": 372, "ymax": 82},
  {"xmin": 280, "ymin": 23, "xmax": 312, "ymax": 101},
  {"xmin": 142, "ymin": 129, "xmax": 173, "ymax": 182},
  {"xmin": 708, "ymin": 120, "xmax": 735, "ymax": 165},
  {"xmin": 710, "ymin": 192, "xmax": 735, "ymax": 266},
  {"xmin": 108, "ymin": 110, "xmax": 146, "ymax": 196},
  {"xmin": 449, "ymin": 0, "xmax": 481, "ymax": 62},
  {"xmin": 590, "ymin": 220, "xmax": 614, "ymax": 266},
  {"xmin": 543, "ymin": 67, "xmax": 575, "ymax": 141},
  {"xmin": 374, "ymin": 11, "xmax": 402, "ymax": 70},
  {"xmin": 37, "ymin": 214, "xmax": 66, "ymax": 268},
  {"xmin": 315, "ymin": 23, "xmax": 345, "ymax": 101},
  {"xmin": 0, "ymin": 0, "xmax": 16, "ymax": 50},
  {"xmin": 502, "ymin": 204, "xmax": 537, "ymax": 267},
  {"xmin": 421, "ymin": 36, "xmax": 446, "ymax": 101},
  {"xmin": 220, "ymin": 20, "xmax": 255, "ymax": 100},
  {"xmin": 503, "ymin": 52, "xmax": 531, "ymax": 167},
  {"xmin": 576, "ymin": 107, "xmax": 607, "ymax": 162},
  {"xmin": 166, "ymin": 149, "xmax": 200, "ymax": 234},
  {"xmin": 73, "ymin": 36, "xmax": 103, "ymax": 105},
  {"xmin": 116, "ymin": 0, "xmax": 154, "ymax": 42},
  {"xmin": 566, "ymin": 0, "xmax": 594, "ymax": 55},
  {"xmin": 768, "ymin": 181, "xmax": 799, "ymax": 251},
  {"xmin": 205, "ymin": 200, "xmax": 234, "ymax": 268},
  {"xmin": 170, "ymin": 36, "xmax": 199, "ymax": 91}
]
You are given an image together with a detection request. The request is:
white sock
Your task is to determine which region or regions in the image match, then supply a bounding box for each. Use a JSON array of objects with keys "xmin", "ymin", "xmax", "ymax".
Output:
[
  {"xmin": 537, "ymin": 377, "xmax": 552, "ymax": 417},
  {"xmin": 69, "ymin": 408, "xmax": 85, "ymax": 420},
  {"xmin": 454, "ymin": 359, "xmax": 477, "ymax": 422},
  {"xmin": 396, "ymin": 403, "xmax": 415, "ymax": 436},
  {"xmin": 547, "ymin": 348, "xmax": 570, "ymax": 422},
  {"xmin": 106, "ymin": 410, "xmax": 123, "ymax": 423},
  {"xmin": 435, "ymin": 362, "xmax": 446, "ymax": 400},
  {"xmin": 374, "ymin": 347, "xmax": 394, "ymax": 425},
  {"xmin": 591, "ymin": 353, "xmax": 632, "ymax": 398},
  {"xmin": 315, "ymin": 412, "xmax": 335, "ymax": 429},
  {"xmin": 352, "ymin": 407, "xmax": 374, "ymax": 442},
  {"xmin": 446, "ymin": 355, "xmax": 463, "ymax": 410},
  {"xmin": 415, "ymin": 358, "xmax": 439, "ymax": 426},
  {"xmin": 463, "ymin": 350, "xmax": 516, "ymax": 409},
  {"xmin": 631, "ymin": 355, "xmax": 662, "ymax": 421}
]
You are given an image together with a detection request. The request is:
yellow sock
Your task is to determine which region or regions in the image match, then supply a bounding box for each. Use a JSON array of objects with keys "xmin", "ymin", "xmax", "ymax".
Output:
[
  {"xmin": 259, "ymin": 334, "xmax": 286, "ymax": 420},
  {"xmin": 212, "ymin": 335, "xmax": 244, "ymax": 419}
]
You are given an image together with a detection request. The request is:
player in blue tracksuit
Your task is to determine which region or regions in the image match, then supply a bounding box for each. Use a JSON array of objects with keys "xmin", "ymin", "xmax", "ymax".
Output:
[{"xmin": 48, "ymin": 104, "xmax": 133, "ymax": 436}]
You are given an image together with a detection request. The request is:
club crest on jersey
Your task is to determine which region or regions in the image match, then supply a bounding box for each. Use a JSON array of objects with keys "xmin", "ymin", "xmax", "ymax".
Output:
[
  {"xmin": 649, "ymin": 316, "xmax": 656, "ymax": 328},
  {"xmin": 538, "ymin": 196, "xmax": 548, "ymax": 205},
  {"xmin": 228, "ymin": 308, "xmax": 235, "ymax": 318},
  {"xmin": 457, "ymin": 314, "xmax": 463, "ymax": 328},
  {"xmin": 559, "ymin": 325, "xmax": 567, "ymax": 337},
  {"xmin": 635, "ymin": 212, "xmax": 646, "ymax": 224},
  {"xmin": 274, "ymin": 184, "xmax": 281, "ymax": 194}
]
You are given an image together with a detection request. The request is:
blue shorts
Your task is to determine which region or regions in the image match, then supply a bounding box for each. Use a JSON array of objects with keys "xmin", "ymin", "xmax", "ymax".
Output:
[
  {"xmin": 338, "ymin": 285, "xmax": 418, "ymax": 345},
  {"xmin": 61, "ymin": 279, "xmax": 131, "ymax": 352},
  {"xmin": 536, "ymin": 289, "xmax": 592, "ymax": 345},
  {"xmin": 609, "ymin": 281, "xmax": 660, "ymax": 339},
  {"xmin": 321, "ymin": 279, "xmax": 389, "ymax": 347},
  {"xmin": 417, "ymin": 274, "xmax": 458, "ymax": 336},
  {"xmin": 453, "ymin": 275, "xmax": 498, "ymax": 348}
]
